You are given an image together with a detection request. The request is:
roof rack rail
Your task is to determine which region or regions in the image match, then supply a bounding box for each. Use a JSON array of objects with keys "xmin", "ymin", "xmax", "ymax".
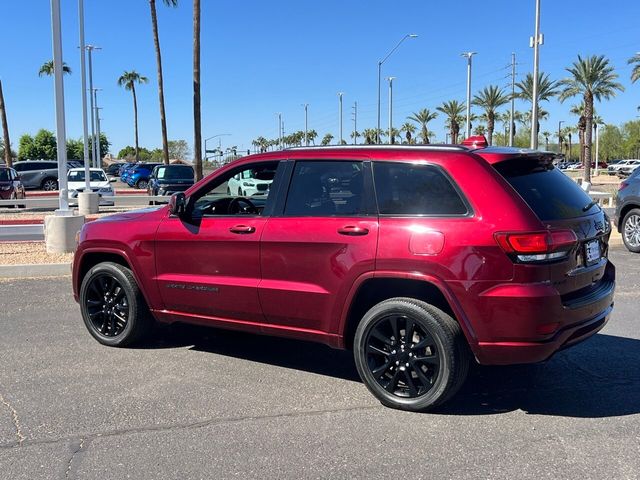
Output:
[{"xmin": 283, "ymin": 144, "xmax": 468, "ymax": 152}]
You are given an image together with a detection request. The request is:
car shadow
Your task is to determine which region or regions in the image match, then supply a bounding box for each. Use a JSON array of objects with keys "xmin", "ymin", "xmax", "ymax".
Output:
[{"xmin": 146, "ymin": 326, "xmax": 640, "ymax": 418}]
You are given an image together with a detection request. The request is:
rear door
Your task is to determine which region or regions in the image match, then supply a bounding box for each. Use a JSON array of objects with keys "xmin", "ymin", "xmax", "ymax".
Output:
[{"xmin": 259, "ymin": 159, "xmax": 378, "ymax": 334}]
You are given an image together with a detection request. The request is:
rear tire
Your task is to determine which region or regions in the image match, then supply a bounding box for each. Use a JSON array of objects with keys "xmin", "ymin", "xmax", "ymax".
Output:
[
  {"xmin": 41, "ymin": 178, "xmax": 58, "ymax": 191},
  {"xmin": 79, "ymin": 262, "xmax": 152, "ymax": 347},
  {"xmin": 136, "ymin": 179, "xmax": 148, "ymax": 190},
  {"xmin": 353, "ymin": 297, "xmax": 470, "ymax": 412},
  {"xmin": 622, "ymin": 208, "xmax": 640, "ymax": 253}
]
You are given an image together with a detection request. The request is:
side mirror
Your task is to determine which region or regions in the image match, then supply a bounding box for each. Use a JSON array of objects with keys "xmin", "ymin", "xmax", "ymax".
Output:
[{"xmin": 168, "ymin": 192, "xmax": 186, "ymax": 216}]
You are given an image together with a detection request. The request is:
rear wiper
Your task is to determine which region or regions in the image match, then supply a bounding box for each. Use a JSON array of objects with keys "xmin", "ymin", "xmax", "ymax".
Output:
[{"xmin": 582, "ymin": 200, "xmax": 599, "ymax": 212}]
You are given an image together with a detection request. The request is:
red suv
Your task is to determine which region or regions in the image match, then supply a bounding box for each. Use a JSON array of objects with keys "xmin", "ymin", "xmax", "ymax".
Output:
[{"xmin": 72, "ymin": 144, "xmax": 615, "ymax": 411}]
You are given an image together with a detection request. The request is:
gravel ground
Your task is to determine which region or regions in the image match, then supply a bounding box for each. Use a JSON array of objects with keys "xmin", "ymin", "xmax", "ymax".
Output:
[{"xmin": 0, "ymin": 242, "xmax": 74, "ymax": 265}]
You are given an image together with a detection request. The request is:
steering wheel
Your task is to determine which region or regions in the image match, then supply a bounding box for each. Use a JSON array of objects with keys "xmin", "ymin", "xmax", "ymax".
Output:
[{"xmin": 228, "ymin": 196, "xmax": 258, "ymax": 214}]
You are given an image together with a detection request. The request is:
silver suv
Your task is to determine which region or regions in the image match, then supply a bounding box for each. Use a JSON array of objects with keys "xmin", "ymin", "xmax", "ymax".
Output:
[{"xmin": 13, "ymin": 160, "xmax": 76, "ymax": 191}]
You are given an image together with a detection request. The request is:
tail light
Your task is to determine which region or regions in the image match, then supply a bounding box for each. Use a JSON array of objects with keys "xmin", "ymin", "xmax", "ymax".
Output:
[
  {"xmin": 618, "ymin": 182, "xmax": 628, "ymax": 191},
  {"xmin": 495, "ymin": 230, "xmax": 578, "ymax": 263}
]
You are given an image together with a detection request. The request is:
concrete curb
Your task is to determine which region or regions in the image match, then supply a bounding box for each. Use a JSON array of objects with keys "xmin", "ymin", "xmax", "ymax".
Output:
[{"xmin": 0, "ymin": 263, "xmax": 71, "ymax": 279}]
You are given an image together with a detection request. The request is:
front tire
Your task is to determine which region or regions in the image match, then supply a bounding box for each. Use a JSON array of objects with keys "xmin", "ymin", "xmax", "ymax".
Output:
[
  {"xmin": 622, "ymin": 208, "xmax": 640, "ymax": 253},
  {"xmin": 79, "ymin": 262, "xmax": 152, "ymax": 347},
  {"xmin": 42, "ymin": 178, "xmax": 58, "ymax": 191},
  {"xmin": 353, "ymin": 297, "xmax": 470, "ymax": 412},
  {"xmin": 136, "ymin": 179, "xmax": 148, "ymax": 190}
]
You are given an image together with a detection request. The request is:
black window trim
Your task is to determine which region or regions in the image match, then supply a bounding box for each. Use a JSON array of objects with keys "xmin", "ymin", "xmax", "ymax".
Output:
[{"xmin": 371, "ymin": 160, "xmax": 474, "ymax": 219}]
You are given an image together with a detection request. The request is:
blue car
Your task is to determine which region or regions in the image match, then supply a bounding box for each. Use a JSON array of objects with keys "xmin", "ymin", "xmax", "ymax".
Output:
[
  {"xmin": 126, "ymin": 163, "xmax": 162, "ymax": 189},
  {"xmin": 119, "ymin": 163, "xmax": 139, "ymax": 183}
]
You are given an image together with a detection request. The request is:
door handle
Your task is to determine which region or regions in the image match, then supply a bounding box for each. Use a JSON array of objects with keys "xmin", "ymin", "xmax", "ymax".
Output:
[
  {"xmin": 337, "ymin": 225, "xmax": 369, "ymax": 236},
  {"xmin": 229, "ymin": 224, "xmax": 256, "ymax": 234}
]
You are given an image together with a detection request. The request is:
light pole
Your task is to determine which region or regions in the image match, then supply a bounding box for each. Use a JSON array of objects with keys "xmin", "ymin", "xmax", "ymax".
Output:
[
  {"xmin": 461, "ymin": 52, "xmax": 477, "ymax": 139},
  {"xmin": 530, "ymin": 0, "xmax": 543, "ymax": 149},
  {"xmin": 276, "ymin": 113, "xmax": 282, "ymax": 149},
  {"xmin": 387, "ymin": 77, "xmax": 395, "ymax": 144},
  {"xmin": 558, "ymin": 120, "xmax": 564, "ymax": 156},
  {"xmin": 77, "ymin": 0, "xmax": 90, "ymax": 191},
  {"xmin": 338, "ymin": 92, "xmax": 344, "ymax": 145},
  {"xmin": 594, "ymin": 122, "xmax": 601, "ymax": 176},
  {"xmin": 85, "ymin": 44, "xmax": 100, "ymax": 167},
  {"xmin": 204, "ymin": 133, "xmax": 230, "ymax": 159},
  {"xmin": 92, "ymin": 88, "xmax": 102, "ymax": 167},
  {"xmin": 352, "ymin": 101, "xmax": 358, "ymax": 145},
  {"xmin": 509, "ymin": 52, "xmax": 516, "ymax": 146},
  {"xmin": 302, "ymin": 104, "xmax": 309, "ymax": 146},
  {"xmin": 377, "ymin": 34, "xmax": 417, "ymax": 144}
]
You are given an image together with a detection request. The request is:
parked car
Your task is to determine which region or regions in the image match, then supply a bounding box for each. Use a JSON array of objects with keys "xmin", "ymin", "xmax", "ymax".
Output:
[
  {"xmin": 67, "ymin": 168, "xmax": 116, "ymax": 206},
  {"xmin": 126, "ymin": 163, "xmax": 162, "ymax": 189},
  {"xmin": 147, "ymin": 164, "xmax": 195, "ymax": 204},
  {"xmin": 0, "ymin": 166, "xmax": 26, "ymax": 206},
  {"xmin": 119, "ymin": 162, "xmax": 139, "ymax": 182},
  {"xmin": 105, "ymin": 162, "xmax": 127, "ymax": 177},
  {"xmin": 12, "ymin": 160, "xmax": 70, "ymax": 191},
  {"xmin": 614, "ymin": 167, "xmax": 640, "ymax": 253},
  {"xmin": 227, "ymin": 165, "xmax": 275, "ymax": 196},
  {"xmin": 608, "ymin": 159, "xmax": 640, "ymax": 176},
  {"xmin": 72, "ymin": 144, "xmax": 614, "ymax": 412},
  {"xmin": 616, "ymin": 160, "xmax": 640, "ymax": 178}
]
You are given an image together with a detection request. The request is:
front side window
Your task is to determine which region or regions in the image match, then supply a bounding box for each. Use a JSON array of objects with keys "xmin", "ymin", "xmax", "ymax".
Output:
[
  {"xmin": 284, "ymin": 161, "xmax": 369, "ymax": 216},
  {"xmin": 373, "ymin": 162, "xmax": 468, "ymax": 216},
  {"xmin": 188, "ymin": 161, "xmax": 280, "ymax": 217}
]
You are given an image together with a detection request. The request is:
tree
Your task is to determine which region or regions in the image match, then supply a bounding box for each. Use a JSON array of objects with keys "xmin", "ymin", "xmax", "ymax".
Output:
[
  {"xmin": 472, "ymin": 85, "xmax": 509, "ymax": 145},
  {"xmin": 117, "ymin": 70, "xmax": 148, "ymax": 163},
  {"xmin": 559, "ymin": 55, "xmax": 624, "ymax": 182},
  {"xmin": 66, "ymin": 138, "xmax": 84, "ymax": 160},
  {"xmin": 599, "ymin": 124, "xmax": 624, "ymax": 160},
  {"xmin": 515, "ymin": 71, "xmax": 560, "ymax": 104},
  {"xmin": 388, "ymin": 127, "xmax": 401, "ymax": 145},
  {"xmin": 437, "ymin": 100, "xmax": 465, "ymax": 144},
  {"xmin": 38, "ymin": 60, "xmax": 72, "ymax": 77},
  {"xmin": 149, "ymin": 0, "xmax": 178, "ymax": 165},
  {"xmin": 400, "ymin": 122, "xmax": 416, "ymax": 144},
  {"xmin": 89, "ymin": 133, "xmax": 111, "ymax": 160},
  {"xmin": 321, "ymin": 133, "xmax": 334, "ymax": 146},
  {"xmin": 542, "ymin": 131, "xmax": 551, "ymax": 151},
  {"xmin": 192, "ymin": 0, "xmax": 202, "ymax": 180},
  {"xmin": 168, "ymin": 139, "xmax": 190, "ymax": 159},
  {"xmin": 362, "ymin": 129, "xmax": 377, "ymax": 145},
  {"xmin": 307, "ymin": 129, "xmax": 318, "ymax": 145},
  {"xmin": 17, "ymin": 129, "xmax": 56, "ymax": 160},
  {"xmin": 407, "ymin": 108, "xmax": 438, "ymax": 144},
  {"xmin": 628, "ymin": 53, "xmax": 640, "ymax": 83},
  {"xmin": 0, "ymin": 80, "xmax": 11, "ymax": 167}
]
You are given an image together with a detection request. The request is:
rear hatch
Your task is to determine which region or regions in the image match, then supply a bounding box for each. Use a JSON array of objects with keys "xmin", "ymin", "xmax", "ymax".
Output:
[{"xmin": 486, "ymin": 152, "xmax": 612, "ymax": 300}]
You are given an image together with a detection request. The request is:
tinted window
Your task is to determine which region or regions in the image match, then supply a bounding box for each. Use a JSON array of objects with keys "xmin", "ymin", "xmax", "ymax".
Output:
[
  {"xmin": 285, "ymin": 161, "xmax": 368, "ymax": 216},
  {"xmin": 0, "ymin": 170, "xmax": 9, "ymax": 181},
  {"xmin": 494, "ymin": 157, "xmax": 598, "ymax": 220},
  {"xmin": 156, "ymin": 166, "xmax": 194, "ymax": 180},
  {"xmin": 373, "ymin": 162, "xmax": 468, "ymax": 216},
  {"xmin": 68, "ymin": 170, "xmax": 107, "ymax": 182}
]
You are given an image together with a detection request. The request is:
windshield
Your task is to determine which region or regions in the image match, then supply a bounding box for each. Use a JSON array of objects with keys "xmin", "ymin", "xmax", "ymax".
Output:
[
  {"xmin": 68, "ymin": 170, "xmax": 107, "ymax": 182},
  {"xmin": 494, "ymin": 157, "xmax": 599, "ymax": 220},
  {"xmin": 156, "ymin": 166, "xmax": 194, "ymax": 180}
]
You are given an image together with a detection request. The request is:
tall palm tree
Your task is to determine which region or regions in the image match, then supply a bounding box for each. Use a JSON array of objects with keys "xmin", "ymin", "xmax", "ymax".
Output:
[
  {"xmin": 307, "ymin": 129, "xmax": 318, "ymax": 145},
  {"xmin": 407, "ymin": 108, "xmax": 438, "ymax": 144},
  {"xmin": 0, "ymin": 80, "xmax": 11, "ymax": 167},
  {"xmin": 559, "ymin": 55, "xmax": 624, "ymax": 182},
  {"xmin": 321, "ymin": 133, "xmax": 334, "ymax": 146},
  {"xmin": 193, "ymin": 0, "xmax": 202, "ymax": 179},
  {"xmin": 117, "ymin": 71, "xmax": 148, "ymax": 163},
  {"xmin": 628, "ymin": 53, "xmax": 640, "ymax": 83},
  {"xmin": 400, "ymin": 122, "xmax": 416, "ymax": 144},
  {"xmin": 542, "ymin": 131, "xmax": 551, "ymax": 151},
  {"xmin": 436, "ymin": 100, "xmax": 465, "ymax": 144},
  {"xmin": 570, "ymin": 103, "xmax": 587, "ymax": 164},
  {"xmin": 472, "ymin": 85, "xmax": 509, "ymax": 145},
  {"xmin": 362, "ymin": 129, "xmax": 377, "ymax": 145},
  {"xmin": 149, "ymin": 0, "xmax": 178, "ymax": 165},
  {"xmin": 516, "ymin": 72, "xmax": 559, "ymax": 139},
  {"xmin": 38, "ymin": 60, "xmax": 71, "ymax": 77}
]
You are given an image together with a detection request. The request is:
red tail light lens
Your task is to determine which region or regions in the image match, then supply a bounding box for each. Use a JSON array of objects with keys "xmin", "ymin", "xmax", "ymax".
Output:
[{"xmin": 495, "ymin": 230, "xmax": 578, "ymax": 263}]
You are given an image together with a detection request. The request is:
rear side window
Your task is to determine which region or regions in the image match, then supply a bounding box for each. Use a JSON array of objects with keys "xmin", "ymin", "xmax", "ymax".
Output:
[
  {"xmin": 494, "ymin": 157, "xmax": 598, "ymax": 220},
  {"xmin": 373, "ymin": 162, "xmax": 468, "ymax": 216}
]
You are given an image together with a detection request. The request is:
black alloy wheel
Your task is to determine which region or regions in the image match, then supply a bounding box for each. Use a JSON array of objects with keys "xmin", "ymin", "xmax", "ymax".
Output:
[
  {"xmin": 80, "ymin": 262, "xmax": 151, "ymax": 347},
  {"xmin": 354, "ymin": 298, "xmax": 470, "ymax": 411}
]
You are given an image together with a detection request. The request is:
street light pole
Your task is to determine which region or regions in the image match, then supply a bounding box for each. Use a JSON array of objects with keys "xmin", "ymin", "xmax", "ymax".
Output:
[
  {"xmin": 204, "ymin": 133, "xmax": 230, "ymax": 160},
  {"xmin": 530, "ymin": 0, "xmax": 542, "ymax": 149},
  {"xmin": 85, "ymin": 45, "xmax": 100, "ymax": 166},
  {"xmin": 276, "ymin": 113, "xmax": 282, "ymax": 149},
  {"xmin": 387, "ymin": 77, "xmax": 395, "ymax": 144},
  {"xmin": 352, "ymin": 101, "xmax": 358, "ymax": 145},
  {"xmin": 77, "ymin": 0, "xmax": 90, "ymax": 191},
  {"xmin": 461, "ymin": 52, "xmax": 476, "ymax": 139},
  {"xmin": 302, "ymin": 103, "xmax": 308, "ymax": 146},
  {"xmin": 93, "ymin": 89, "xmax": 102, "ymax": 167},
  {"xmin": 377, "ymin": 34, "xmax": 417, "ymax": 144},
  {"xmin": 338, "ymin": 92, "xmax": 344, "ymax": 145},
  {"xmin": 509, "ymin": 52, "xmax": 516, "ymax": 147}
]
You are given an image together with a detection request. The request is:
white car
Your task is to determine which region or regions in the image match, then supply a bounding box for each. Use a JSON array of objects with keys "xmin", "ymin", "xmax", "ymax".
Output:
[
  {"xmin": 608, "ymin": 159, "xmax": 640, "ymax": 175},
  {"xmin": 227, "ymin": 168, "xmax": 274, "ymax": 197},
  {"xmin": 67, "ymin": 168, "xmax": 116, "ymax": 206}
]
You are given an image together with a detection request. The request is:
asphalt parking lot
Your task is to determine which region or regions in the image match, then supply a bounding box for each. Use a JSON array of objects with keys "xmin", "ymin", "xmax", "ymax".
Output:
[{"xmin": 1, "ymin": 247, "xmax": 639, "ymax": 479}]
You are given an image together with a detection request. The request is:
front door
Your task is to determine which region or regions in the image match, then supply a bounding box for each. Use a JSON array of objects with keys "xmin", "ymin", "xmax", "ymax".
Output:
[{"xmin": 155, "ymin": 160, "xmax": 282, "ymax": 323}]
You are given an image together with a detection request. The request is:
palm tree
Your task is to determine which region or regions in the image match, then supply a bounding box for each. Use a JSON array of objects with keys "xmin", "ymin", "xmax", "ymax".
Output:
[
  {"xmin": 408, "ymin": 108, "xmax": 438, "ymax": 144},
  {"xmin": 321, "ymin": 133, "xmax": 334, "ymax": 146},
  {"xmin": 149, "ymin": 0, "xmax": 178, "ymax": 165},
  {"xmin": 117, "ymin": 71, "xmax": 148, "ymax": 163},
  {"xmin": 400, "ymin": 122, "xmax": 416, "ymax": 144},
  {"xmin": 559, "ymin": 55, "xmax": 624, "ymax": 182},
  {"xmin": 307, "ymin": 129, "xmax": 318, "ymax": 145},
  {"xmin": 628, "ymin": 53, "xmax": 640, "ymax": 83},
  {"xmin": 362, "ymin": 129, "xmax": 377, "ymax": 145},
  {"xmin": 350, "ymin": 130, "xmax": 361, "ymax": 144},
  {"xmin": 472, "ymin": 85, "xmax": 509, "ymax": 145},
  {"xmin": 436, "ymin": 100, "xmax": 465, "ymax": 144},
  {"xmin": 542, "ymin": 131, "xmax": 551, "ymax": 151},
  {"xmin": 38, "ymin": 60, "xmax": 71, "ymax": 77},
  {"xmin": 193, "ymin": 0, "xmax": 202, "ymax": 180},
  {"xmin": 0, "ymin": 80, "xmax": 11, "ymax": 167},
  {"xmin": 516, "ymin": 71, "xmax": 560, "ymax": 104}
]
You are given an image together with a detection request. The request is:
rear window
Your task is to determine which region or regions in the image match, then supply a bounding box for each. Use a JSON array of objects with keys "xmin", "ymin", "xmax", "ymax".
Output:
[
  {"xmin": 494, "ymin": 157, "xmax": 598, "ymax": 220},
  {"xmin": 156, "ymin": 166, "xmax": 194, "ymax": 180},
  {"xmin": 373, "ymin": 162, "xmax": 468, "ymax": 216}
]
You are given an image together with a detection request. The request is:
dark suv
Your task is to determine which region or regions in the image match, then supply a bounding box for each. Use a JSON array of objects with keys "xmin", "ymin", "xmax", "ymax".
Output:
[
  {"xmin": 147, "ymin": 164, "xmax": 195, "ymax": 203},
  {"xmin": 72, "ymin": 144, "xmax": 615, "ymax": 411},
  {"xmin": 615, "ymin": 167, "xmax": 640, "ymax": 252}
]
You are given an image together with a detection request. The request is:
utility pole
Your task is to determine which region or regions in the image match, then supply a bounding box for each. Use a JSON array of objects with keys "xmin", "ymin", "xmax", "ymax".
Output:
[
  {"xmin": 461, "ymin": 52, "xmax": 476, "ymax": 139},
  {"xmin": 387, "ymin": 77, "xmax": 395, "ymax": 144},
  {"xmin": 352, "ymin": 102, "xmax": 358, "ymax": 145},
  {"xmin": 303, "ymin": 104, "xmax": 309, "ymax": 146},
  {"xmin": 509, "ymin": 52, "xmax": 516, "ymax": 147},
  {"xmin": 85, "ymin": 45, "xmax": 100, "ymax": 166},
  {"xmin": 77, "ymin": 0, "xmax": 90, "ymax": 191},
  {"xmin": 277, "ymin": 113, "xmax": 282, "ymax": 149},
  {"xmin": 338, "ymin": 92, "xmax": 344, "ymax": 145},
  {"xmin": 96, "ymin": 106, "xmax": 102, "ymax": 167},
  {"xmin": 530, "ymin": 0, "xmax": 543, "ymax": 149},
  {"xmin": 92, "ymin": 88, "xmax": 101, "ymax": 167}
]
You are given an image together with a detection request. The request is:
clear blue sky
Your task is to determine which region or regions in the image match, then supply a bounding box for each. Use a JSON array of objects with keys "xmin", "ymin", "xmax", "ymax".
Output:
[{"xmin": 0, "ymin": 1, "xmax": 639, "ymax": 157}]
